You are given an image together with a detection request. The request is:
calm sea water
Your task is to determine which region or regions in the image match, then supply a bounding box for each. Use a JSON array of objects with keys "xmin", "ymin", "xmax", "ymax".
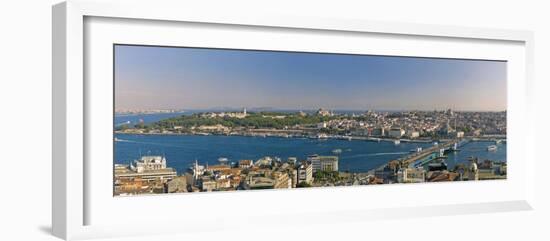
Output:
[
  {"xmin": 115, "ymin": 112, "xmax": 186, "ymax": 126},
  {"xmin": 114, "ymin": 134, "xmax": 506, "ymax": 174},
  {"xmin": 114, "ymin": 113, "xmax": 506, "ymax": 174},
  {"xmin": 445, "ymin": 141, "xmax": 506, "ymax": 167}
]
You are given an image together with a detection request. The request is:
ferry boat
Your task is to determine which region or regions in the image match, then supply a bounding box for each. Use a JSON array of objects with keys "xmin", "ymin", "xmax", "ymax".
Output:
[
  {"xmin": 218, "ymin": 157, "xmax": 229, "ymax": 165},
  {"xmin": 487, "ymin": 145, "xmax": 498, "ymax": 151},
  {"xmin": 451, "ymin": 142, "xmax": 459, "ymax": 151},
  {"xmin": 409, "ymin": 147, "xmax": 423, "ymax": 153},
  {"xmin": 317, "ymin": 134, "xmax": 329, "ymax": 139}
]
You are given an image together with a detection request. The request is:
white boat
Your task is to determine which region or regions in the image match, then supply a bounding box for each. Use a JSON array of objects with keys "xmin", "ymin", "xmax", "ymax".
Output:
[
  {"xmin": 394, "ymin": 139, "xmax": 400, "ymax": 145},
  {"xmin": 218, "ymin": 157, "xmax": 229, "ymax": 165},
  {"xmin": 317, "ymin": 134, "xmax": 328, "ymax": 139},
  {"xmin": 410, "ymin": 147, "xmax": 422, "ymax": 153},
  {"xmin": 487, "ymin": 145, "xmax": 497, "ymax": 151}
]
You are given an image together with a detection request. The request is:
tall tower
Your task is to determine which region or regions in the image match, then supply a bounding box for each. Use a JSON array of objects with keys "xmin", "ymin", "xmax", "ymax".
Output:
[
  {"xmin": 468, "ymin": 161, "xmax": 479, "ymax": 181},
  {"xmin": 193, "ymin": 159, "xmax": 200, "ymax": 184}
]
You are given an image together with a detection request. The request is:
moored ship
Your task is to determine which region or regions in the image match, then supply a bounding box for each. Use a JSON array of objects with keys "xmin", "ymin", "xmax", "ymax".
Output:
[{"xmin": 487, "ymin": 145, "xmax": 497, "ymax": 151}]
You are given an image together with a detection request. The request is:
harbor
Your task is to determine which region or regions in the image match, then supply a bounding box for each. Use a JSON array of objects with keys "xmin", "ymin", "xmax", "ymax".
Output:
[{"xmin": 115, "ymin": 133, "xmax": 505, "ymax": 175}]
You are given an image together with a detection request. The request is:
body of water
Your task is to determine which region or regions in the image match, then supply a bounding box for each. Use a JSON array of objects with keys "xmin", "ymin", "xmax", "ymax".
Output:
[
  {"xmin": 115, "ymin": 112, "xmax": 186, "ymax": 126},
  {"xmin": 114, "ymin": 134, "xmax": 506, "ymax": 174},
  {"xmin": 445, "ymin": 141, "xmax": 506, "ymax": 168},
  {"xmin": 114, "ymin": 113, "xmax": 506, "ymax": 174}
]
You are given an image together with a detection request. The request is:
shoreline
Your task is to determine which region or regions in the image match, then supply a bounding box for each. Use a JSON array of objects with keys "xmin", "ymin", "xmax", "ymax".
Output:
[
  {"xmin": 114, "ymin": 131, "xmax": 507, "ymax": 174},
  {"xmin": 115, "ymin": 130, "xmax": 506, "ymax": 144},
  {"xmin": 114, "ymin": 130, "xmax": 439, "ymax": 144},
  {"xmin": 115, "ymin": 130, "xmax": 505, "ymax": 142}
]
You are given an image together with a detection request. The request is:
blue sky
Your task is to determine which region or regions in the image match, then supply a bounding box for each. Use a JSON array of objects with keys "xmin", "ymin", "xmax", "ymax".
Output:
[{"xmin": 115, "ymin": 45, "xmax": 506, "ymax": 111}]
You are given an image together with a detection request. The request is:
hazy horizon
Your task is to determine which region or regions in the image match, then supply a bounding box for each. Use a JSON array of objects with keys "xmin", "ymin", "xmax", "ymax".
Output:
[
  {"xmin": 115, "ymin": 107, "xmax": 507, "ymax": 113},
  {"xmin": 115, "ymin": 45, "xmax": 507, "ymax": 112}
]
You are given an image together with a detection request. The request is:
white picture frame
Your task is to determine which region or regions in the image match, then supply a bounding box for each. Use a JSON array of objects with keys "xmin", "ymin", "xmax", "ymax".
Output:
[{"xmin": 52, "ymin": 0, "xmax": 535, "ymax": 240}]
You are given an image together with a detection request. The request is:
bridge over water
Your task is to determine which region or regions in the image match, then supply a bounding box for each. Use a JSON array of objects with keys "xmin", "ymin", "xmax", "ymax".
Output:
[{"xmin": 399, "ymin": 139, "xmax": 471, "ymax": 168}]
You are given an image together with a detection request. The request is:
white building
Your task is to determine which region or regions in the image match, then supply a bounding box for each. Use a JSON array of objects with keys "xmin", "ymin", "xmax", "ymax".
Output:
[
  {"xmin": 133, "ymin": 156, "xmax": 167, "ymax": 173},
  {"xmin": 255, "ymin": 157, "xmax": 273, "ymax": 166},
  {"xmin": 238, "ymin": 160, "xmax": 254, "ymax": 169},
  {"xmin": 297, "ymin": 162, "xmax": 313, "ymax": 184},
  {"xmin": 388, "ymin": 128, "xmax": 405, "ymax": 138},
  {"xmin": 116, "ymin": 156, "xmax": 177, "ymax": 182},
  {"xmin": 307, "ymin": 155, "xmax": 338, "ymax": 173},
  {"xmin": 468, "ymin": 161, "xmax": 479, "ymax": 181},
  {"xmin": 316, "ymin": 108, "xmax": 332, "ymax": 117},
  {"xmin": 407, "ymin": 130, "xmax": 420, "ymax": 139},
  {"xmin": 192, "ymin": 160, "xmax": 205, "ymax": 183},
  {"xmin": 397, "ymin": 167, "xmax": 425, "ymax": 183}
]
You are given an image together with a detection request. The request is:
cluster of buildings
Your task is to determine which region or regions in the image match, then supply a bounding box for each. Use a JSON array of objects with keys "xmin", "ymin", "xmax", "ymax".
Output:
[
  {"xmin": 113, "ymin": 109, "xmax": 507, "ymax": 196},
  {"xmin": 372, "ymin": 157, "xmax": 507, "ymax": 185},
  {"xmin": 115, "ymin": 109, "xmax": 182, "ymax": 115},
  {"xmin": 313, "ymin": 109, "xmax": 505, "ymax": 139},
  {"xmin": 118, "ymin": 108, "xmax": 506, "ymax": 142},
  {"xmin": 114, "ymin": 146, "xmax": 507, "ymax": 196},
  {"xmin": 114, "ymin": 156, "xmax": 177, "ymax": 195},
  {"xmin": 114, "ymin": 154, "xmax": 340, "ymax": 195},
  {"xmin": 199, "ymin": 108, "xmax": 248, "ymax": 119}
]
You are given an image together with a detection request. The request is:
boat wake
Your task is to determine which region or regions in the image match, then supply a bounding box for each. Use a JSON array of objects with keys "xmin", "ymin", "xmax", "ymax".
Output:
[
  {"xmin": 347, "ymin": 152, "xmax": 409, "ymax": 158},
  {"xmin": 114, "ymin": 138, "xmax": 132, "ymax": 142},
  {"xmin": 367, "ymin": 152, "xmax": 409, "ymax": 156}
]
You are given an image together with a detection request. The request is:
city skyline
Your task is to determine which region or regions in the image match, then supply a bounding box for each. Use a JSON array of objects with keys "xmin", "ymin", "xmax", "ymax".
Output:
[{"xmin": 115, "ymin": 45, "xmax": 507, "ymax": 111}]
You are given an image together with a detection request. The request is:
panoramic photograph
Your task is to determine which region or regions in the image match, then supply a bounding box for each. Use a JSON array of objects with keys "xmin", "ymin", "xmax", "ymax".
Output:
[{"xmin": 113, "ymin": 44, "xmax": 507, "ymax": 196}]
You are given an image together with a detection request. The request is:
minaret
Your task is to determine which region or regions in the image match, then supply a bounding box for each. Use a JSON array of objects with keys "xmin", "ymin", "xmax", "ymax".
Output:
[
  {"xmin": 193, "ymin": 159, "xmax": 200, "ymax": 184},
  {"xmin": 468, "ymin": 160, "xmax": 479, "ymax": 181},
  {"xmin": 194, "ymin": 159, "xmax": 199, "ymax": 176}
]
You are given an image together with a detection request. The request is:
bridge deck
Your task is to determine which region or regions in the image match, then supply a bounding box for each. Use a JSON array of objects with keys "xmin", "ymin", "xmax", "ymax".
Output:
[{"xmin": 401, "ymin": 141, "xmax": 455, "ymax": 167}]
